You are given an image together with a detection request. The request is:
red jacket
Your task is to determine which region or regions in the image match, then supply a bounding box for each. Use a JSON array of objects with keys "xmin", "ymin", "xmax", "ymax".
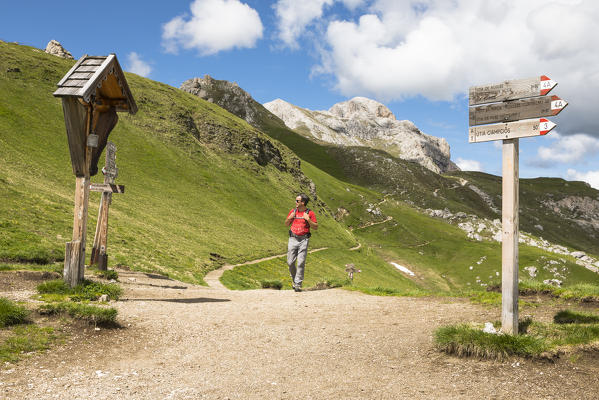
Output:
[{"xmin": 288, "ymin": 208, "xmax": 317, "ymax": 236}]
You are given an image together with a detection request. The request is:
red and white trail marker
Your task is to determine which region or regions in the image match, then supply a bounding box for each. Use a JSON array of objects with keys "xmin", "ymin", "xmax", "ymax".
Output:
[
  {"xmin": 469, "ymin": 118, "xmax": 557, "ymax": 143},
  {"xmin": 469, "ymin": 75, "xmax": 558, "ymax": 106}
]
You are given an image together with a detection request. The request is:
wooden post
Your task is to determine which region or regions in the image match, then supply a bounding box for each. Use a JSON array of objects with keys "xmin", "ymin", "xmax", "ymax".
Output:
[
  {"xmin": 501, "ymin": 138, "xmax": 519, "ymax": 334},
  {"xmin": 64, "ymin": 104, "xmax": 92, "ymax": 287},
  {"xmin": 91, "ymin": 142, "xmax": 118, "ymax": 270}
]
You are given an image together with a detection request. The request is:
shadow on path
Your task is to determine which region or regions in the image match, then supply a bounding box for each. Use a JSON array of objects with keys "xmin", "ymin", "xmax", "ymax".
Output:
[{"xmin": 121, "ymin": 297, "xmax": 230, "ymax": 304}]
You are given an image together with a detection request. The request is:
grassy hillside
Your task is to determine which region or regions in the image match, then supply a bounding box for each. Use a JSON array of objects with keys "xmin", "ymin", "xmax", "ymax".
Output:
[
  {"xmin": 1, "ymin": 41, "xmax": 597, "ymax": 295},
  {"xmin": 0, "ymin": 42, "xmax": 361, "ymax": 283}
]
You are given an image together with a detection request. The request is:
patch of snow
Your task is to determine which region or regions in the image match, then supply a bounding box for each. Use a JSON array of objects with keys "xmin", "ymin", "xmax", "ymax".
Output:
[{"xmin": 390, "ymin": 262, "xmax": 415, "ymax": 276}]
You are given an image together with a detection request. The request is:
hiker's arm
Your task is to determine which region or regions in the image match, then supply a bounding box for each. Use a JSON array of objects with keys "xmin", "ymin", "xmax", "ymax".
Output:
[
  {"xmin": 304, "ymin": 212, "xmax": 318, "ymax": 230},
  {"xmin": 285, "ymin": 210, "xmax": 295, "ymax": 226}
]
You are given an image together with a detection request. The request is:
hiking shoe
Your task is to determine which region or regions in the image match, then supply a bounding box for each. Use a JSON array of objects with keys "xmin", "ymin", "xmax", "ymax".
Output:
[{"xmin": 293, "ymin": 286, "xmax": 302, "ymax": 292}]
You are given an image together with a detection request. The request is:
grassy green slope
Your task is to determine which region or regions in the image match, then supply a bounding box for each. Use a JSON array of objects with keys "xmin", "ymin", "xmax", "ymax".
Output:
[
  {"xmin": 1, "ymin": 42, "xmax": 597, "ymax": 296},
  {"xmin": 0, "ymin": 42, "xmax": 356, "ymax": 283}
]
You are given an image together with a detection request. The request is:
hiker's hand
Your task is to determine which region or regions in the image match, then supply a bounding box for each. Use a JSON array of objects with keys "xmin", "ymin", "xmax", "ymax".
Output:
[
  {"xmin": 290, "ymin": 210, "xmax": 296, "ymax": 218},
  {"xmin": 303, "ymin": 212, "xmax": 310, "ymax": 221}
]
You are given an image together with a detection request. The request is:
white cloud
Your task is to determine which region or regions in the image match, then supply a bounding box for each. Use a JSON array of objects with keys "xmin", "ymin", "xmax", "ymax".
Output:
[
  {"xmin": 566, "ymin": 169, "xmax": 599, "ymax": 189},
  {"xmin": 456, "ymin": 158, "xmax": 483, "ymax": 172},
  {"xmin": 310, "ymin": 0, "xmax": 599, "ymax": 137},
  {"xmin": 126, "ymin": 52, "xmax": 152, "ymax": 77},
  {"xmin": 274, "ymin": 0, "xmax": 334, "ymax": 49},
  {"xmin": 273, "ymin": 0, "xmax": 367, "ymax": 48},
  {"xmin": 162, "ymin": 0, "xmax": 263, "ymax": 55},
  {"xmin": 535, "ymin": 133, "xmax": 599, "ymax": 164}
]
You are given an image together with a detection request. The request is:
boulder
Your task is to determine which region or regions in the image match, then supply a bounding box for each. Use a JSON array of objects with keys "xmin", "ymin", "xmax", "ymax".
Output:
[{"xmin": 45, "ymin": 40, "xmax": 73, "ymax": 59}]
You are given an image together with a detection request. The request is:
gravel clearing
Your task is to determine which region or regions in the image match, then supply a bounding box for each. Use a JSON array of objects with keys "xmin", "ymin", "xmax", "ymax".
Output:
[{"xmin": 1, "ymin": 269, "xmax": 598, "ymax": 399}]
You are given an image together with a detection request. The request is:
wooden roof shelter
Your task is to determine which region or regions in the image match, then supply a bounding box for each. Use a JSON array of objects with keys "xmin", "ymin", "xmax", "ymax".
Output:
[{"xmin": 53, "ymin": 54, "xmax": 137, "ymax": 176}]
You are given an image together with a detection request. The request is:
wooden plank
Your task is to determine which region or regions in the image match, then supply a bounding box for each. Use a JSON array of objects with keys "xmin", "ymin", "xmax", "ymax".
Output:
[
  {"xmin": 82, "ymin": 58, "xmax": 105, "ymax": 66},
  {"xmin": 54, "ymin": 87, "xmax": 81, "ymax": 96},
  {"xmin": 61, "ymin": 97, "xmax": 87, "ymax": 175},
  {"xmin": 69, "ymin": 72, "xmax": 94, "ymax": 80},
  {"xmin": 501, "ymin": 139, "xmax": 519, "ymax": 335},
  {"xmin": 469, "ymin": 96, "xmax": 568, "ymax": 126},
  {"xmin": 62, "ymin": 79, "xmax": 86, "ymax": 88},
  {"xmin": 468, "ymin": 118, "xmax": 556, "ymax": 143},
  {"xmin": 56, "ymin": 55, "xmax": 87, "ymax": 88},
  {"xmin": 75, "ymin": 65, "xmax": 100, "ymax": 73},
  {"xmin": 90, "ymin": 183, "xmax": 125, "ymax": 193},
  {"xmin": 64, "ymin": 241, "xmax": 81, "ymax": 288},
  {"xmin": 469, "ymin": 75, "xmax": 557, "ymax": 106}
]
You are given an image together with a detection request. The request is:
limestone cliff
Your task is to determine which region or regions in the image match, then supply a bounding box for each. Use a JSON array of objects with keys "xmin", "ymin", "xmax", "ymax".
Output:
[{"xmin": 264, "ymin": 97, "xmax": 457, "ymax": 174}]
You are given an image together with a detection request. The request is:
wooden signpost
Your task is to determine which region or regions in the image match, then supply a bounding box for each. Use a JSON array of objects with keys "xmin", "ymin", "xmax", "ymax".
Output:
[
  {"xmin": 54, "ymin": 54, "xmax": 137, "ymax": 287},
  {"xmin": 468, "ymin": 75, "xmax": 566, "ymax": 335},
  {"xmin": 90, "ymin": 142, "xmax": 123, "ymax": 271}
]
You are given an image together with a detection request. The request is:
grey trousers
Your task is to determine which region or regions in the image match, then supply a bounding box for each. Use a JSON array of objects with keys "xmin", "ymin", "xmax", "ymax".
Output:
[{"xmin": 287, "ymin": 236, "xmax": 309, "ymax": 287}]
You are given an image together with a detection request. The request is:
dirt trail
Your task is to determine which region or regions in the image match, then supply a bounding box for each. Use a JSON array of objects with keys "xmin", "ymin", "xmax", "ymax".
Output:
[
  {"xmin": 204, "ymin": 247, "xmax": 330, "ymax": 289},
  {"xmin": 1, "ymin": 270, "xmax": 599, "ymax": 399}
]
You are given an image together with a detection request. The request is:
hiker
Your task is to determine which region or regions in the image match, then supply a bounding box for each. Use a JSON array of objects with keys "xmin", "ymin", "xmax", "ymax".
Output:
[{"xmin": 285, "ymin": 193, "xmax": 318, "ymax": 292}]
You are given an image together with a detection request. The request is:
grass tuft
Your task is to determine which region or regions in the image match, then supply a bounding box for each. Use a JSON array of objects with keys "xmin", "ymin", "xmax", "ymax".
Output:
[
  {"xmin": 260, "ymin": 279, "xmax": 283, "ymax": 290},
  {"xmin": 434, "ymin": 324, "xmax": 548, "ymax": 360},
  {"xmin": 554, "ymin": 310, "xmax": 599, "ymax": 324},
  {"xmin": 0, "ymin": 297, "xmax": 29, "ymax": 327},
  {"xmin": 38, "ymin": 302, "xmax": 118, "ymax": 326},
  {"xmin": 36, "ymin": 279, "xmax": 122, "ymax": 301}
]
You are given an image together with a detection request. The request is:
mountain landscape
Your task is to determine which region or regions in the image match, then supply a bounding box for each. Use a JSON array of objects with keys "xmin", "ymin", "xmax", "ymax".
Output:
[{"xmin": 2, "ymin": 39, "xmax": 599, "ymax": 396}]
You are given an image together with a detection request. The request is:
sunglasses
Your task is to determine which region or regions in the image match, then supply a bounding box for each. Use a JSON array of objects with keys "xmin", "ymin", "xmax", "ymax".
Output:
[{"xmin": 295, "ymin": 199, "xmax": 302, "ymax": 202}]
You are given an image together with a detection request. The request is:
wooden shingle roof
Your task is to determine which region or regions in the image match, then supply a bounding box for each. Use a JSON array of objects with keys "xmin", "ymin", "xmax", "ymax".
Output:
[{"xmin": 53, "ymin": 54, "xmax": 137, "ymax": 114}]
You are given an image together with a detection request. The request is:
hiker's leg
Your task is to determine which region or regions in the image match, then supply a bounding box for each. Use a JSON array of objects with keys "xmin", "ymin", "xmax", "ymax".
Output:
[
  {"xmin": 294, "ymin": 238, "xmax": 309, "ymax": 287},
  {"xmin": 287, "ymin": 237, "xmax": 299, "ymax": 282}
]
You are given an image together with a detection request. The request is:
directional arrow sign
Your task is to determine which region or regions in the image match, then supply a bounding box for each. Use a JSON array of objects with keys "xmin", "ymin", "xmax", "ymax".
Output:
[
  {"xmin": 469, "ymin": 75, "xmax": 557, "ymax": 106},
  {"xmin": 90, "ymin": 183, "xmax": 125, "ymax": 193},
  {"xmin": 469, "ymin": 95, "xmax": 567, "ymax": 126},
  {"xmin": 469, "ymin": 118, "xmax": 556, "ymax": 143}
]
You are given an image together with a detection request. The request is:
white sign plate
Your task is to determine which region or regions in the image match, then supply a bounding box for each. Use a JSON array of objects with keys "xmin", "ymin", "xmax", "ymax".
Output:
[{"xmin": 469, "ymin": 118, "xmax": 556, "ymax": 143}]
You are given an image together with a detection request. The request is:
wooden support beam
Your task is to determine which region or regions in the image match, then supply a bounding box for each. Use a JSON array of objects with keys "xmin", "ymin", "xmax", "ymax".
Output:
[{"xmin": 501, "ymin": 138, "xmax": 519, "ymax": 335}]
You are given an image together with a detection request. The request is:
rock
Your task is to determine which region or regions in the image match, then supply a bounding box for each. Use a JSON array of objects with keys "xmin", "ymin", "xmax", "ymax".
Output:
[
  {"xmin": 44, "ymin": 40, "xmax": 73, "ymax": 59},
  {"xmin": 570, "ymin": 251, "xmax": 586, "ymax": 259},
  {"xmin": 181, "ymin": 75, "xmax": 260, "ymax": 125},
  {"xmin": 264, "ymin": 97, "xmax": 456, "ymax": 173},
  {"xmin": 543, "ymin": 278, "xmax": 562, "ymax": 287},
  {"xmin": 524, "ymin": 266, "xmax": 537, "ymax": 278},
  {"xmin": 6, "ymin": 67, "xmax": 20, "ymax": 73},
  {"xmin": 534, "ymin": 224, "xmax": 544, "ymax": 231},
  {"xmin": 483, "ymin": 322, "xmax": 499, "ymax": 334},
  {"xmin": 98, "ymin": 294, "xmax": 109, "ymax": 302}
]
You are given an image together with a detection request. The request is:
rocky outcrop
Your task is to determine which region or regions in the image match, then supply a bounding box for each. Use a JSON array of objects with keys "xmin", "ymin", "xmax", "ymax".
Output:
[
  {"xmin": 264, "ymin": 97, "xmax": 456, "ymax": 174},
  {"xmin": 44, "ymin": 40, "xmax": 73, "ymax": 59},
  {"xmin": 181, "ymin": 75, "xmax": 262, "ymax": 125}
]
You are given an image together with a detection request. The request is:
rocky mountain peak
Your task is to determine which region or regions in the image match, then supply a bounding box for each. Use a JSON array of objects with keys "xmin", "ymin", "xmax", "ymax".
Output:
[
  {"xmin": 180, "ymin": 75, "xmax": 258, "ymax": 124},
  {"xmin": 328, "ymin": 97, "xmax": 395, "ymax": 120},
  {"xmin": 44, "ymin": 40, "xmax": 73, "ymax": 59},
  {"xmin": 264, "ymin": 98, "xmax": 458, "ymax": 174}
]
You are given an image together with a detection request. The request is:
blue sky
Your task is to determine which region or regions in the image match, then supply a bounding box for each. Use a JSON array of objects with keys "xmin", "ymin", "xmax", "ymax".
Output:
[{"xmin": 2, "ymin": 0, "xmax": 598, "ymax": 188}]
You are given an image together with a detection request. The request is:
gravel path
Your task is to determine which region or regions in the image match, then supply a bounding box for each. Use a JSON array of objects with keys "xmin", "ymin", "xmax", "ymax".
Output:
[{"xmin": 1, "ymin": 270, "xmax": 598, "ymax": 399}]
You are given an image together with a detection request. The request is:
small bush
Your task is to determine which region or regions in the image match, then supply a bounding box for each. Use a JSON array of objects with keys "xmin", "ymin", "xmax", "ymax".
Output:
[
  {"xmin": 0, "ymin": 298, "xmax": 29, "ymax": 327},
  {"xmin": 36, "ymin": 279, "xmax": 122, "ymax": 301},
  {"xmin": 260, "ymin": 280, "xmax": 282, "ymax": 290},
  {"xmin": 38, "ymin": 302, "xmax": 118, "ymax": 326},
  {"xmin": 554, "ymin": 310, "xmax": 599, "ymax": 324},
  {"xmin": 96, "ymin": 269, "xmax": 119, "ymax": 281},
  {"xmin": 310, "ymin": 278, "xmax": 347, "ymax": 290}
]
